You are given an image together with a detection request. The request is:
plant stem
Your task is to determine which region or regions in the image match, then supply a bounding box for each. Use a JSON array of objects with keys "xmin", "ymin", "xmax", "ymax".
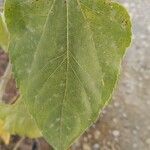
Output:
[
  {"xmin": 0, "ymin": 62, "xmax": 12, "ymax": 101},
  {"xmin": 13, "ymin": 137, "xmax": 25, "ymax": 150}
]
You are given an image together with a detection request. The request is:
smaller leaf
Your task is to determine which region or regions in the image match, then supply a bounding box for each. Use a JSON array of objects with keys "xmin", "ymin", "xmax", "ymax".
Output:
[
  {"xmin": 0, "ymin": 12, "xmax": 9, "ymax": 51},
  {"xmin": 0, "ymin": 119, "xmax": 10, "ymax": 145},
  {"xmin": 0, "ymin": 101, "xmax": 42, "ymax": 138}
]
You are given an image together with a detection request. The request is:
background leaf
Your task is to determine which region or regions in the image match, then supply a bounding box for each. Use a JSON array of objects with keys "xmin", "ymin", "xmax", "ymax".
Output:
[
  {"xmin": 0, "ymin": 12, "xmax": 9, "ymax": 51},
  {"xmin": 0, "ymin": 101, "xmax": 41, "ymax": 138},
  {"xmin": 4, "ymin": 0, "xmax": 131, "ymax": 149}
]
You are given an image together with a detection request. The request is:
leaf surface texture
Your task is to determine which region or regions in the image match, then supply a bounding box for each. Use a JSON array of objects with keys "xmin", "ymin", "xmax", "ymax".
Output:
[{"xmin": 4, "ymin": 0, "xmax": 131, "ymax": 149}]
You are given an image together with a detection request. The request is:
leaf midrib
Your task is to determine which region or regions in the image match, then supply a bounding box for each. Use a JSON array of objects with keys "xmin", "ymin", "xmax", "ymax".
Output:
[{"xmin": 59, "ymin": 0, "xmax": 70, "ymax": 149}]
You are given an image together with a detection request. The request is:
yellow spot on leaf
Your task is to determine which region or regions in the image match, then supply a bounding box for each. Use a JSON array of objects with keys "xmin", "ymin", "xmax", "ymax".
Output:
[{"xmin": 0, "ymin": 119, "xmax": 10, "ymax": 145}]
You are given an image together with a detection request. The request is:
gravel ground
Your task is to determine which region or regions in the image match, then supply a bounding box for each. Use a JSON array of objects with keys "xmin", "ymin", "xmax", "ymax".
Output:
[{"xmin": 0, "ymin": 0, "xmax": 150, "ymax": 150}]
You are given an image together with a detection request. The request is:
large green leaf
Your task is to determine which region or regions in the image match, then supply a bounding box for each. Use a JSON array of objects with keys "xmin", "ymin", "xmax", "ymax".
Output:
[
  {"xmin": 4, "ymin": 0, "xmax": 131, "ymax": 149},
  {"xmin": 0, "ymin": 12, "xmax": 9, "ymax": 51}
]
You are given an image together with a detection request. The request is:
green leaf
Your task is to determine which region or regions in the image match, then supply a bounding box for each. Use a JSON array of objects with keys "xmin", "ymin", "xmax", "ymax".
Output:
[
  {"xmin": 4, "ymin": 0, "xmax": 131, "ymax": 149},
  {"xmin": 0, "ymin": 12, "xmax": 9, "ymax": 51},
  {"xmin": 0, "ymin": 101, "xmax": 41, "ymax": 138}
]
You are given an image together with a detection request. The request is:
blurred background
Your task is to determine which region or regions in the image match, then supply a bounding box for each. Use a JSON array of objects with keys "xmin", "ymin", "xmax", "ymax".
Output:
[{"xmin": 0, "ymin": 0, "xmax": 150, "ymax": 150}]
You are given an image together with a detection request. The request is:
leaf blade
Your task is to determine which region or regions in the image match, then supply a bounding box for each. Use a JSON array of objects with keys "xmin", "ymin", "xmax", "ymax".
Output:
[{"xmin": 4, "ymin": 0, "xmax": 132, "ymax": 149}]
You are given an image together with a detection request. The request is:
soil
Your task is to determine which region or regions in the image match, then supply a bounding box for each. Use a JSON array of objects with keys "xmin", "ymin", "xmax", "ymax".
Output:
[{"xmin": 0, "ymin": 0, "xmax": 150, "ymax": 150}]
